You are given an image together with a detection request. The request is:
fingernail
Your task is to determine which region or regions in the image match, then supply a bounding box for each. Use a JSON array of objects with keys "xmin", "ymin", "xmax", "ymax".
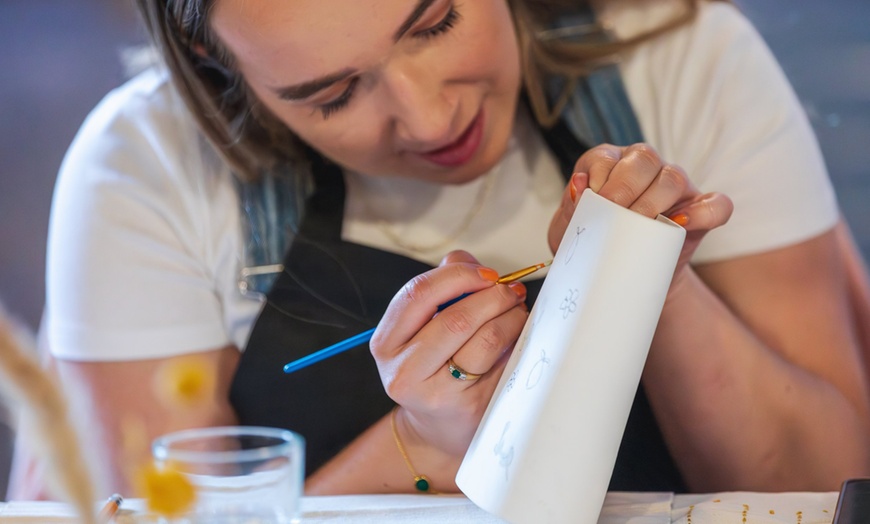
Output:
[
  {"xmin": 477, "ymin": 267, "xmax": 499, "ymax": 282},
  {"xmin": 569, "ymin": 172, "xmax": 587, "ymax": 203},
  {"xmin": 669, "ymin": 213, "xmax": 689, "ymax": 227},
  {"xmin": 568, "ymin": 171, "xmax": 589, "ymax": 204},
  {"xmin": 508, "ymin": 281, "xmax": 527, "ymax": 300}
]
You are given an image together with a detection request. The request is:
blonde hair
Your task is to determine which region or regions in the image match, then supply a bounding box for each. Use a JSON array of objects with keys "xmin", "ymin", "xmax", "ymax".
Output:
[
  {"xmin": 512, "ymin": 0, "xmax": 714, "ymax": 126},
  {"xmin": 135, "ymin": 0, "xmax": 712, "ymax": 182}
]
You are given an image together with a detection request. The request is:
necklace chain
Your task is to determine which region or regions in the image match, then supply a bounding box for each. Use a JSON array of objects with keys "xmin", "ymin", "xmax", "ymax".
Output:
[{"xmin": 364, "ymin": 167, "xmax": 498, "ymax": 254}]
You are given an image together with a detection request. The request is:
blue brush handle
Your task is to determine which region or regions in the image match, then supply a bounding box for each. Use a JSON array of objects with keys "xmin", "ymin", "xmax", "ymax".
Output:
[
  {"xmin": 282, "ymin": 293, "xmax": 471, "ymax": 374},
  {"xmin": 282, "ymin": 327, "xmax": 377, "ymax": 374}
]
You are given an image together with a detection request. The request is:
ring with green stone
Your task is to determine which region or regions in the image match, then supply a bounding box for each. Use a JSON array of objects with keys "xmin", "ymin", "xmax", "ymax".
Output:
[{"xmin": 447, "ymin": 358, "xmax": 482, "ymax": 381}]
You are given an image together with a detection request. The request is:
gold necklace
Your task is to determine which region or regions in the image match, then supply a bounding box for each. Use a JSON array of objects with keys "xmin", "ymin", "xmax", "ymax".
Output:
[{"xmin": 367, "ymin": 166, "xmax": 499, "ymax": 254}]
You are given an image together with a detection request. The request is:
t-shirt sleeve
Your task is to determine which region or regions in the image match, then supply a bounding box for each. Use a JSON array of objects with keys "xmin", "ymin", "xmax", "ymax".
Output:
[
  {"xmin": 46, "ymin": 73, "xmax": 236, "ymax": 361},
  {"xmin": 620, "ymin": 2, "xmax": 839, "ymax": 264}
]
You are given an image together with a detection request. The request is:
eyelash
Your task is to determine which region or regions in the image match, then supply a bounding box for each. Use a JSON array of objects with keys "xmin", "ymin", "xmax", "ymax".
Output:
[
  {"xmin": 319, "ymin": 77, "xmax": 359, "ymax": 119},
  {"xmin": 317, "ymin": 5, "xmax": 462, "ymax": 119},
  {"xmin": 417, "ymin": 6, "xmax": 460, "ymax": 40}
]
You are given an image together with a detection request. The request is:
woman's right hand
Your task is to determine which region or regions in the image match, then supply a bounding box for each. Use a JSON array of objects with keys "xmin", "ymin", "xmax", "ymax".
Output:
[{"xmin": 370, "ymin": 250, "xmax": 528, "ymax": 458}]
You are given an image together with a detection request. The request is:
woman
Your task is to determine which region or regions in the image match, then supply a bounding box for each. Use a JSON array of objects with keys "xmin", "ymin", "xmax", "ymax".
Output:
[{"xmin": 25, "ymin": 0, "xmax": 870, "ymax": 498}]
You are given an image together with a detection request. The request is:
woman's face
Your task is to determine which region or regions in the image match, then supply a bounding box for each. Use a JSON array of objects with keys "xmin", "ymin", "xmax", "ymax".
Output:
[{"xmin": 211, "ymin": 0, "xmax": 521, "ymax": 184}]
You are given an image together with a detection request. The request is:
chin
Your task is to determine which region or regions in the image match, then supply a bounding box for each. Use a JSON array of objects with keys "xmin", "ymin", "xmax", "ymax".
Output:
[
  {"xmin": 409, "ymin": 157, "xmax": 495, "ymax": 185},
  {"xmin": 447, "ymin": 159, "xmax": 499, "ymax": 185}
]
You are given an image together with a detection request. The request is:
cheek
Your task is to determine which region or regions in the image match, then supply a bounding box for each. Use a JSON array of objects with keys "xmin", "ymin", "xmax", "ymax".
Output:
[
  {"xmin": 253, "ymin": 92, "xmax": 377, "ymax": 156},
  {"xmin": 280, "ymin": 108, "xmax": 391, "ymax": 169},
  {"xmin": 304, "ymin": 126, "xmax": 384, "ymax": 163},
  {"xmin": 247, "ymin": 82, "xmax": 395, "ymax": 173},
  {"xmin": 464, "ymin": 4, "xmax": 521, "ymax": 90}
]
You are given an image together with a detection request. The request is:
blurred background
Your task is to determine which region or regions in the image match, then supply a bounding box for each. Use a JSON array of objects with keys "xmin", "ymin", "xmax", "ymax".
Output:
[{"xmin": 0, "ymin": 0, "xmax": 868, "ymax": 499}]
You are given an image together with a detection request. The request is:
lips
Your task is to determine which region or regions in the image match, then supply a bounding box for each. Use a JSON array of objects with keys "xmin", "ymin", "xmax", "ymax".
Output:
[{"xmin": 417, "ymin": 111, "xmax": 484, "ymax": 168}]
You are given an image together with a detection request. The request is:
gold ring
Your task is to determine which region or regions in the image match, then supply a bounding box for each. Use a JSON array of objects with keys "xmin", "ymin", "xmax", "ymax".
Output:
[{"xmin": 447, "ymin": 358, "xmax": 483, "ymax": 381}]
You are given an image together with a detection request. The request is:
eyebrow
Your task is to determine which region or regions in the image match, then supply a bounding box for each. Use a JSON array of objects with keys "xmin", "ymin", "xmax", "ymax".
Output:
[{"xmin": 272, "ymin": 0, "xmax": 437, "ymax": 101}]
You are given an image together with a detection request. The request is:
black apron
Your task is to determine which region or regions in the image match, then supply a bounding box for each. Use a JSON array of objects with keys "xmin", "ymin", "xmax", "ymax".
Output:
[{"xmin": 229, "ymin": 116, "xmax": 688, "ymax": 493}]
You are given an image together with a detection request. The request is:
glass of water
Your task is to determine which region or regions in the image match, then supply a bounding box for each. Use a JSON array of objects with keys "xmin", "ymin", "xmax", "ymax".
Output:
[{"xmin": 151, "ymin": 426, "xmax": 305, "ymax": 523}]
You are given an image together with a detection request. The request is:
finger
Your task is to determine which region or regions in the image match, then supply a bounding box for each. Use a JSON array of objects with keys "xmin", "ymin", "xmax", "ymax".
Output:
[
  {"xmin": 372, "ymin": 263, "xmax": 499, "ymax": 357},
  {"xmin": 379, "ymin": 283, "xmax": 526, "ymax": 409},
  {"xmin": 444, "ymin": 297, "xmax": 528, "ymax": 384},
  {"xmin": 439, "ymin": 250, "xmax": 480, "ymax": 266},
  {"xmin": 667, "ymin": 192, "xmax": 734, "ymax": 232},
  {"xmin": 597, "ymin": 143, "xmax": 665, "ymax": 208},
  {"xmin": 411, "ymin": 281, "xmax": 527, "ymax": 373},
  {"xmin": 626, "ymin": 163, "xmax": 694, "ymax": 219},
  {"xmin": 374, "ymin": 263, "xmax": 500, "ymax": 354},
  {"xmin": 548, "ymin": 172, "xmax": 589, "ymax": 252},
  {"xmin": 572, "ymin": 144, "xmax": 624, "ymax": 193},
  {"xmin": 394, "ymin": 348, "xmax": 513, "ymax": 451}
]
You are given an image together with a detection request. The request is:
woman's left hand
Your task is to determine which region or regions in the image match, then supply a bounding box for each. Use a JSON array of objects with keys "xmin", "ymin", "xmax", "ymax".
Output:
[{"xmin": 548, "ymin": 143, "xmax": 733, "ymax": 279}]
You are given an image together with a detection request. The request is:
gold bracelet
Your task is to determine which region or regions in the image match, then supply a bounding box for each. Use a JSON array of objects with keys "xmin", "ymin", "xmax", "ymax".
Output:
[{"xmin": 390, "ymin": 408, "xmax": 438, "ymax": 493}]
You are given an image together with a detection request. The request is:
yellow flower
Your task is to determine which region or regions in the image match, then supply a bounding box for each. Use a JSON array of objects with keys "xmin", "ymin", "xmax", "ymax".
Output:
[
  {"xmin": 154, "ymin": 356, "xmax": 216, "ymax": 409},
  {"xmin": 136, "ymin": 462, "xmax": 197, "ymax": 517}
]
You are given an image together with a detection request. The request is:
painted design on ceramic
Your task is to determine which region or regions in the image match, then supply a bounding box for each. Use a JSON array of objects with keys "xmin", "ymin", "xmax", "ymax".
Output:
[
  {"xmin": 493, "ymin": 421, "xmax": 514, "ymax": 481},
  {"xmin": 560, "ymin": 288, "xmax": 579, "ymax": 319},
  {"xmin": 526, "ymin": 349, "xmax": 550, "ymax": 390}
]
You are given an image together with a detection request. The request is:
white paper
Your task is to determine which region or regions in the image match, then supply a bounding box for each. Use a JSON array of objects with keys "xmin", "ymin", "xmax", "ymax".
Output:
[{"xmin": 455, "ymin": 189, "xmax": 686, "ymax": 524}]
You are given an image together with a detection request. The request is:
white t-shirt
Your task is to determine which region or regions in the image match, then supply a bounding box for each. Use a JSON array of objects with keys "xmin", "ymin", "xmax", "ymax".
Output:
[{"xmin": 46, "ymin": 2, "xmax": 838, "ymax": 362}]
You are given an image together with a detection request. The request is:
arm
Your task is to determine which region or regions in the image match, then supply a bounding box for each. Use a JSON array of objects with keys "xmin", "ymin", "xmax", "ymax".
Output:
[
  {"xmin": 51, "ymin": 346, "xmax": 241, "ymax": 494},
  {"xmin": 646, "ymin": 224, "xmax": 870, "ymax": 491},
  {"xmin": 305, "ymin": 407, "xmax": 463, "ymax": 494},
  {"xmin": 37, "ymin": 72, "xmax": 256, "ymax": 496},
  {"xmin": 631, "ymin": 5, "xmax": 870, "ymax": 488}
]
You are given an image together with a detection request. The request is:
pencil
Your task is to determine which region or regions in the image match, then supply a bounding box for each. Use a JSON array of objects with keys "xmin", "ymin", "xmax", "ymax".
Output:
[
  {"xmin": 97, "ymin": 493, "xmax": 123, "ymax": 524},
  {"xmin": 282, "ymin": 260, "xmax": 553, "ymax": 374}
]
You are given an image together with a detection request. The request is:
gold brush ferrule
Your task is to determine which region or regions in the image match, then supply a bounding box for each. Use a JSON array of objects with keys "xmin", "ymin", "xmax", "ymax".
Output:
[{"xmin": 496, "ymin": 260, "xmax": 553, "ymax": 284}]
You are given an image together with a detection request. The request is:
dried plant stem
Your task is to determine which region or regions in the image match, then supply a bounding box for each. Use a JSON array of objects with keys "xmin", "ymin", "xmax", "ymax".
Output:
[{"xmin": 0, "ymin": 307, "xmax": 96, "ymax": 523}]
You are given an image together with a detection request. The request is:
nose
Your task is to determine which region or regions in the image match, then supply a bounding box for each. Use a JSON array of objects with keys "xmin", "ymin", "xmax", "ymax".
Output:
[{"xmin": 381, "ymin": 59, "xmax": 457, "ymax": 148}]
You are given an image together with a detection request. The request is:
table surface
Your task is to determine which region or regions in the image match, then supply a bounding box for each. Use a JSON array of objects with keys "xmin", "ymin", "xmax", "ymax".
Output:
[{"xmin": 0, "ymin": 491, "xmax": 841, "ymax": 523}]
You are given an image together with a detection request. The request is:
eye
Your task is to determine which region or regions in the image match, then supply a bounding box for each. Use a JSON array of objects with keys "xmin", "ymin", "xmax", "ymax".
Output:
[
  {"xmin": 318, "ymin": 77, "xmax": 360, "ymax": 119},
  {"xmin": 415, "ymin": 5, "xmax": 461, "ymax": 40}
]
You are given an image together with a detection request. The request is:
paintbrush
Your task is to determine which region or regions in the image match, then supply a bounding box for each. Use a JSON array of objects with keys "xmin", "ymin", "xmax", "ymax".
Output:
[{"xmin": 282, "ymin": 259, "xmax": 553, "ymax": 374}]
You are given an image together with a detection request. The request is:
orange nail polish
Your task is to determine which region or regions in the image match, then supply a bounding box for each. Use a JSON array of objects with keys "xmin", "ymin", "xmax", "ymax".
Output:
[
  {"xmin": 569, "ymin": 182, "xmax": 577, "ymax": 202},
  {"xmin": 508, "ymin": 281, "xmax": 527, "ymax": 300},
  {"xmin": 669, "ymin": 213, "xmax": 689, "ymax": 227},
  {"xmin": 477, "ymin": 267, "xmax": 499, "ymax": 282}
]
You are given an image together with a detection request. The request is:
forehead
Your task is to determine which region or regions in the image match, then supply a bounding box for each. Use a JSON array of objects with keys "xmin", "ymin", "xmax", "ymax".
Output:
[{"xmin": 211, "ymin": 0, "xmax": 405, "ymax": 84}]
